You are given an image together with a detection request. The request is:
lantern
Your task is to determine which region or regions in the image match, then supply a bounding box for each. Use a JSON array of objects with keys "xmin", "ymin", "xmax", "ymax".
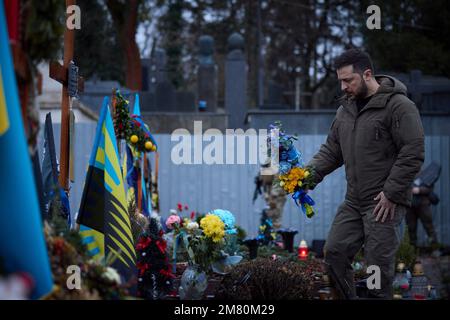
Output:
[
  {"xmin": 410, "ymin": 261, "xmax": 429, "ymax": 300},
  {"xmin": 298, "ymin": 239, "xmax": 308, "ymax": 260}
]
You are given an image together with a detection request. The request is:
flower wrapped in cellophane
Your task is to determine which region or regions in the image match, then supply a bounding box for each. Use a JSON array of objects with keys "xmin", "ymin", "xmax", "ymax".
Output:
[
  {"xmin": 170, "ymin": 208, "xmax": 242, "ymax": 274},
  {"xmin": 269, "ymin": 122, "xmax": 316, "ymax": 218}
]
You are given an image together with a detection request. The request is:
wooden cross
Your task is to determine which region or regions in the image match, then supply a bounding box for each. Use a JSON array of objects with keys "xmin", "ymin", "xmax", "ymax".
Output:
[{"xmin": 49, "ymin": 0, "xmax": 84, "ymax": 192}]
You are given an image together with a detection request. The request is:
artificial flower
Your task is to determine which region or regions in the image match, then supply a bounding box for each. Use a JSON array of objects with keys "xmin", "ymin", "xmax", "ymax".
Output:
[
  {"xmin": 200, "ymin": 214, "xmax": 225, "ymax": 242},
  {"xmin": 102, "ymin": 267, "xmax": 121, "ymax": 285},
  {"xmin": 186, "ymin": 221, "xmax": 199, "ymax": 232},
  {"xmin": 136, "ymin": 237, "xmax": 151, "ymax": 251},
  {"xmin": 165, "ymin": 215, "xmax": 181, "ymax": 230}
]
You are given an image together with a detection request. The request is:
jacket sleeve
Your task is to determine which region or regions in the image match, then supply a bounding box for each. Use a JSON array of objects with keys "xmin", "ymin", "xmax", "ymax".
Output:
[
  {"xmin": 383, "ymin": 98, "xmax": 425, "ymax": 203},
  {"xmin": 307, "ymin": 117, "xmax": 343, "ymax": 189}
]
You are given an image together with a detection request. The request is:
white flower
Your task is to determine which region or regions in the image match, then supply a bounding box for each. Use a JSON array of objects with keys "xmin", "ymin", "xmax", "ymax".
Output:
[
  {"xmin": 186, "ymin": 221, "xmax": 199, "ymax": 232},
  {"xmin": 102, "ymin": 267, "xmax": 121, "ymax": 285}
]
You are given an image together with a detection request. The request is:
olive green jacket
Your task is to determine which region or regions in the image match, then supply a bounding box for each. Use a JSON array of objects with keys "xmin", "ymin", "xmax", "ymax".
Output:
[{"xmin": 308, "ymin": 75, "xmax": 425, "ymax": 207}]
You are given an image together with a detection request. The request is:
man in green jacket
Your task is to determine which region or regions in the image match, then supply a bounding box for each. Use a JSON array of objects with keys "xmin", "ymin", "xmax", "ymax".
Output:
[{"xmin": 307, "ymin": 49, "xmax": 425, "ymax": 299}]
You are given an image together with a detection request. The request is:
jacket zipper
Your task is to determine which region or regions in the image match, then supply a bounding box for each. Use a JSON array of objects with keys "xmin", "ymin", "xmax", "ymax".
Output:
[{"xmin": 352, "ymin": 117, "xmax": 359, "ymax": 201}]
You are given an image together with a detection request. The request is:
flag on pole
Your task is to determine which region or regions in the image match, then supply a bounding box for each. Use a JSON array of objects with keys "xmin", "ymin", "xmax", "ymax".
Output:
[
  {"xmin": 77, "ymin": 97, "xmax": 136, "ymax": 281},
  {"xmin": 42, "ymin": 112, "xmax": 70, "ymax": 224},
  {"xmin": 0, "ymin": 1, "xmax": 53, "ymax": 299},
  {"xmin": 132, "ymin": 93, "xmax": 140, "ymax": 117},
  {"xmin": 42, "ymin": 113, "xmax": 59, "ymax": 211},
  {"xmin": 129, "ymin": 93, "xmax": 156, "ymax": 215}
]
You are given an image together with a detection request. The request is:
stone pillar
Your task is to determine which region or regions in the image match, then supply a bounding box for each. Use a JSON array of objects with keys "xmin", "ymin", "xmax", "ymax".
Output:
[
  {"xmin": 197, "ymin": 35, "xmax": 217, "ymax": 112},
  {"xmin": 150, "ymin": 49, "xmax": 172, "ymax": 87},
  {"xmin": 225, "ymin": 33, "xmax": 247, "ymax": 128}
]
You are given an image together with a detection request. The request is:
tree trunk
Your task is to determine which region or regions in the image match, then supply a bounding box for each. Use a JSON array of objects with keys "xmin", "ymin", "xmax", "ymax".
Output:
[{"xmin": 107, "ymin": 0, "xmax": 142, "ymax": 91}]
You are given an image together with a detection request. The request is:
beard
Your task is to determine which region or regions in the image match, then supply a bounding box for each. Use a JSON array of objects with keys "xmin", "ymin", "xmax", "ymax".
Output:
[
  {"xmin": 354, "ymin": 78, "xmax": 369, "ymax": 99},
  {"xmin": 345, "ymin": 77, "xmax": 369, "ymax": 100}
]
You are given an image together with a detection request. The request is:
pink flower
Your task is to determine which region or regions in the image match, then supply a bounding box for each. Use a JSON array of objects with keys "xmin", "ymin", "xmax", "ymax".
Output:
[{"xmin": 165, "ymin": 215, "xmax": 181, "ymax": 229}]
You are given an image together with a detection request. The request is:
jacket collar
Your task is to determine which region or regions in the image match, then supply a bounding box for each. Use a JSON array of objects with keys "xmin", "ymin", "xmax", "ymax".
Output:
[{"xmin": 338, "ymin": 83, "xmax": 393, "ymax": 118}]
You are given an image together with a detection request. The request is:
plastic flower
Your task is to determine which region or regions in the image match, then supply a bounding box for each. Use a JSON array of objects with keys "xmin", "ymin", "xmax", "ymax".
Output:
[
  {"xmin": 186, "ymin": 221, "xmax": 199, "ymax": 232},
  {"xmin": 102, "ymin": 267, "xmax": 121, "ymax": 285},
  {"xmin": 165, "ymin": 215, "xmax": 181, "ymax": 229},
  {"xmin": 210, "ymin": 209, "xmax": 236, "ymax": 234},
  {"xmin": 136, "ymin": 237, "xmax": 151, "ymax": 251},
  {"xmin": 200, "ymin": 215, "xmax": 225, "ymax": 242}
]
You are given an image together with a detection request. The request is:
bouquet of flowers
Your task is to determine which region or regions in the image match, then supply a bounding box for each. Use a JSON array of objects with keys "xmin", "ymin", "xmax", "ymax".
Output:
[
  {"xmin": 168, "ymin": 209, "xmax": 241, "ymax": 274},
  {"xmin": 269, "ymin": 122, "xmax": 316, "ymax": 218}
]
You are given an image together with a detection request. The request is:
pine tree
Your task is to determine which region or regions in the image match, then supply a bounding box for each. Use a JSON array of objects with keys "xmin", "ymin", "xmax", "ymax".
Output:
[{"xmin": 396, "ymin": 226, "xmax": 417, "ymax": 270}]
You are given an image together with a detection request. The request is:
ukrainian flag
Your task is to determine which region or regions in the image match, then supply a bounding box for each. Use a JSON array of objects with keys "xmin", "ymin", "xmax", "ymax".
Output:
[
  {"xmin": 77, "ymin": 97, "xmax": 136, "ymax": 280},
  {"xmin": 0, "ymin": 2, "xmax": 53, "ymax": 299}
]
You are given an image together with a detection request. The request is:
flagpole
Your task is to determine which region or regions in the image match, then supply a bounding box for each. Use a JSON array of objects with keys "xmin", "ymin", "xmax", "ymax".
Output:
[{"xmin": 137, "ymin": 155, "xmax": 142, "ymax": 213}]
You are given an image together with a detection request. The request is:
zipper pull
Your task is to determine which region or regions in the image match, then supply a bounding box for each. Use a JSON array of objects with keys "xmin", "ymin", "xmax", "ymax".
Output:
[
  {"xmin": 375, "ymin": 127, "xmax": 379, "ymax": 140},
  {"xmin": 395, "ymin": 116, "xmax": 400, "ymax": 128}
]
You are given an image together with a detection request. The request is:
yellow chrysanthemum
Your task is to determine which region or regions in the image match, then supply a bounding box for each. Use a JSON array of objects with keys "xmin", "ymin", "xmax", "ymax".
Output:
[{"xmin": 200, "ymin": 214, "xmax": 225, "ymax": 242}]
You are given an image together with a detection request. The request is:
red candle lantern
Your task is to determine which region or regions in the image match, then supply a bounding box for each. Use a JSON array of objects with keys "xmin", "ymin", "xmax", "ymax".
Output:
[{"xmin": 298, "ymin": 240, "xmax": 308, "ymax": 260}]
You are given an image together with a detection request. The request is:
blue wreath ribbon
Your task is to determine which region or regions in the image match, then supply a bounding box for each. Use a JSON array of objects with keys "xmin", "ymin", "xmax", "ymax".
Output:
[{"xmin": 292, "ymin": 189, "xmax": 316, "ymax": 217}]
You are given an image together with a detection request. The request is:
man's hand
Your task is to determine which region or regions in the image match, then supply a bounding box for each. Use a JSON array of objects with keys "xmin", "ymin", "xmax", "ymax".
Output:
[
  {"xmin": 412, "ymin": 187, "xmax": 420, "ymax": 195},
  {"xmin": 373, "ymin": 191, "xmax": 397, "ymax": 223}
]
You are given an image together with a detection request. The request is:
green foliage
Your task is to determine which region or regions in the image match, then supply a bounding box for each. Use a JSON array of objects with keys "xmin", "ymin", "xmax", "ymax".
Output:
[
  {"xmin": 360, "ymin": 0, "xmax": 450, "ymax": 77},
  {"xmin": 223, "ymin": 234, "xmax": 240, "ymax": 256},
  {"xmin": 396, "ymin": 226, "xmax": 417, "ymax": 269},
  {"xmin": 235, "ymin": 225, "xmax": 247, "ymax": 242},
  {"xmin": 47, "ymin": 210, "xmax": 86, "ymax": 256},
  {"xmin": 25, "ymin": 0, "xmax": 65, "ymax": 64},
  {"xmin": 158, "ymin": 0, "xmax": 185, "ymax": 89},
  {"xmin": 74, "ymin": 0, "xmax": 124, "ymax": 83}
]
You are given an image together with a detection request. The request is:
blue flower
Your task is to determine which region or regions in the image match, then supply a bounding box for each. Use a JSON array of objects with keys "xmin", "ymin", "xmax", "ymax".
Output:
[
  {"xmin": 210, "ymin": 209, "xmax": 235, "ymax": 231},
  {"xmin": 279, "ymin": 161, "xmax": 292, "ymax": 175}
]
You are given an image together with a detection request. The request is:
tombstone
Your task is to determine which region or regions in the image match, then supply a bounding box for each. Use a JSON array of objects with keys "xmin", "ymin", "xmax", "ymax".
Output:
[
  {"xmin": 197, "ymin": 35, "xmax": 217, "ymax": 112},
  {"xmin": 149, "ymin": 48, "xmax": 169, "ymax": 94},
  {"xmin": 155, "ymin": 81, "xmax": 177, "ymax": 111},
  {"xmin": 176, "ymin": 91, "xmax": 196, "ymax": 112},
  {"xmin": 225, "ymin": 32, "xmax": 247, "ymax": 128},
  {"xmin": 145, "ymin": 48, "xmax": 178, "ymax": 111},
  {"xmin": 139, "ymin": 91, "xmax": 157, "ymax": 112},
  {"xmin": 266, "ymin": 80, "xmax": 284, "ymax": 108}
]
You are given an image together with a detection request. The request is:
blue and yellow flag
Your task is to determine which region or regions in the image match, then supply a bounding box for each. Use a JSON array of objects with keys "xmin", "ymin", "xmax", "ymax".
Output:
[
  {"xmin": 77, "ymin": 97, "xmax": 136, "ymax": 281},
  {"xmin": 0, "ymin": 2, "xmax": 53, "ymax": 299}
]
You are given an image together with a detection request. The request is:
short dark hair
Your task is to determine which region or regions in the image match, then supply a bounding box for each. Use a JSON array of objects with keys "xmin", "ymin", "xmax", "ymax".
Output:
[{"xmin": 334, "ymin": 48, "xmax": 374, "ymax": 74}]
